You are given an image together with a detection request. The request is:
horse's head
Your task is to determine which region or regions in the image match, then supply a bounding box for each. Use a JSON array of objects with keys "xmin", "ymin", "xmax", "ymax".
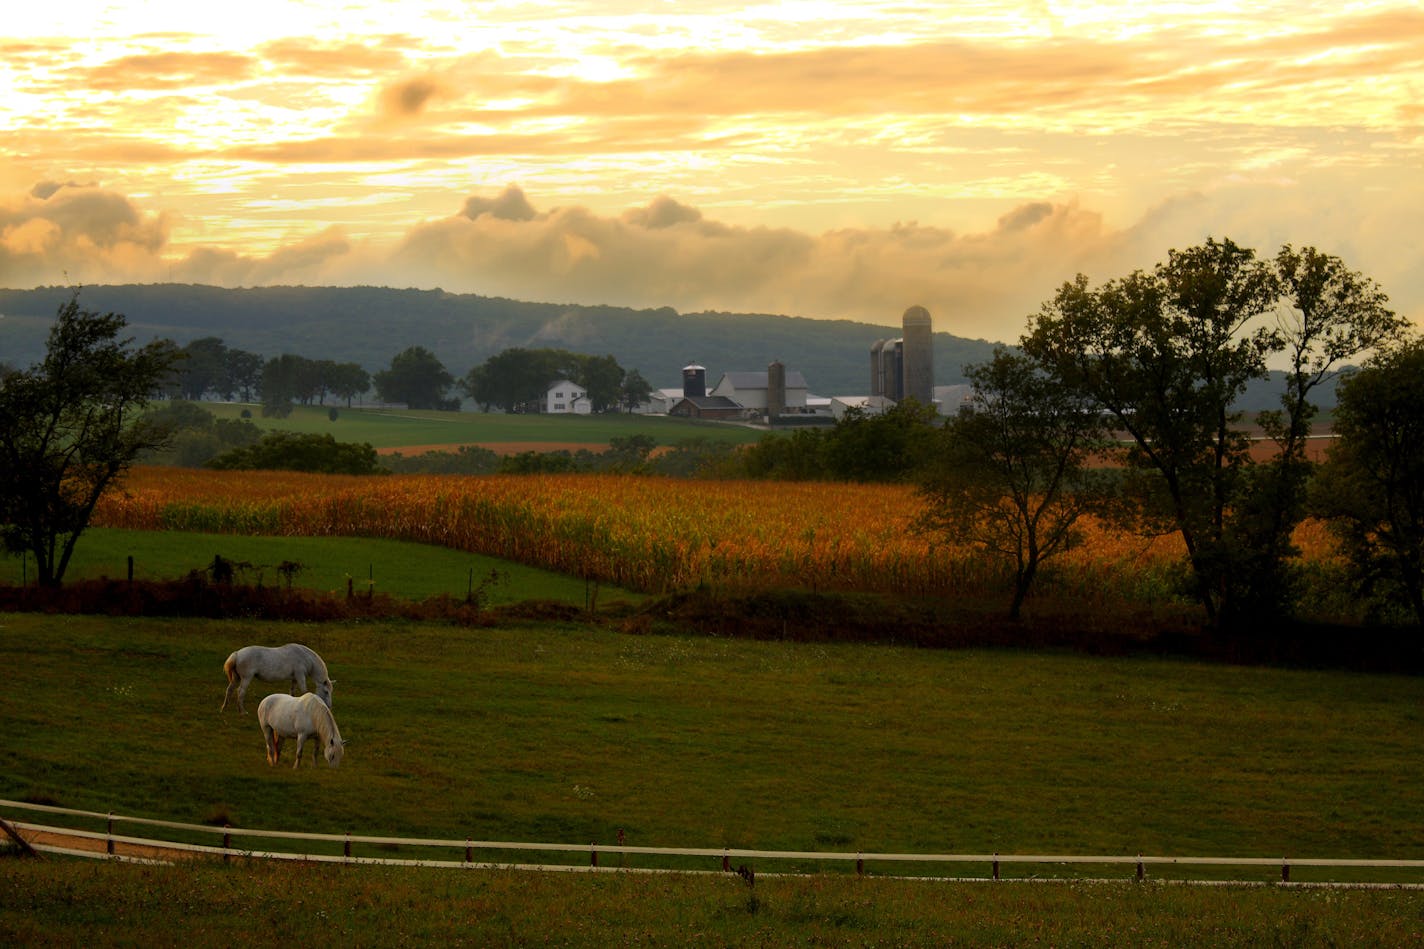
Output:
[
  {"xmin": 325, "ymin": 735, "xmax": 345, "ymax": 767},
  {"xmin": 317, "ymin": 678, "xmax": 334, "ymax": 708}
]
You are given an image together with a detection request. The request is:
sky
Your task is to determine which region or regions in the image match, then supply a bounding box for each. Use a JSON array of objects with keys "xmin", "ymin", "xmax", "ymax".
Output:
[{"xmin": 3, "ymin": 1, "xmax": 1422, "ymax": 343}]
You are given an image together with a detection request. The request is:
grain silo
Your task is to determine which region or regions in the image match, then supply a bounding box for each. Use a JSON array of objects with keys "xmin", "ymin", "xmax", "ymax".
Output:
[
  {"xmin": 870, "ymin": 339, "xmax": 886, "ymax": 397},
  {"xmin": 682, "ymin": 363, "xmax": 706, "ymax": 398},
  {"xmin": 901, "ymin": 306, "xmax": 934, "ymax": 406},
  {"xmin": 767, "ymin": 359, "xmax": 786, "ymax": 422}
]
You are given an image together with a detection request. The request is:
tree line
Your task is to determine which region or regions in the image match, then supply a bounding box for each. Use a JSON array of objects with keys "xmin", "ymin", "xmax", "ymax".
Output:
[{"xmin": 170, "ymin": 337, "xmax": 653, "ymax": 417}]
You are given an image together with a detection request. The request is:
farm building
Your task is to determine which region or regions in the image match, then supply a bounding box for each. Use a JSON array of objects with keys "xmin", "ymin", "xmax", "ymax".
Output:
[{"xmin": 542, "ymin": 379, "xmax": 591, "ymax": 414}]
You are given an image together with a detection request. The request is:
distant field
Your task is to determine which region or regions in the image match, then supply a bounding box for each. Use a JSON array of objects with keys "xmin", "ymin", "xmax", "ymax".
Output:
[{"xmin": 196, "ymin": 402, "xmax": 767, "ymax": 453}]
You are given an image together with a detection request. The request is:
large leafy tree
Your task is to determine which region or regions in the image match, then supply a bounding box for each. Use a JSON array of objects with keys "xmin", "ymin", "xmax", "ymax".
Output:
[
  {"xmin": 1311, "ymin": 340, "xmax": 1424, "ymax": 625},
  {"xmin": 915, "ymin": 349, "xmax": 1113, "ymax": 619},
  {"xmin": 0, "ymin": 292, "xmax": 180, "ymax": 586},
  {"xmin": 1022, "ymin": 238, "xmax": 1402, "ymax": 628},
  {"xmin": 374, "ymin": 346, "xmax": 456, "ymax": 410},
  {"xmin": 462, "ymin": 347, "xmax": 631, "ymax": 413}
]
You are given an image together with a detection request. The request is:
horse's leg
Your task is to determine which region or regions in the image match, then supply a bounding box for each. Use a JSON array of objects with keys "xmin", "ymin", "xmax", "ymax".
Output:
[
  {"xmin": 292, "ymin": 733, "xmax": 305, "ymax": 769},
  {"xmin": 236, "ymin": 676, "xmax": 252, "ymax": 714},
  {"xmin": 263, "ymin": 726, "xmax": 277, "ymax": 766},
  {"xmin": 221, "ymin": 678, "xmax": 237, "ymax": 713}
]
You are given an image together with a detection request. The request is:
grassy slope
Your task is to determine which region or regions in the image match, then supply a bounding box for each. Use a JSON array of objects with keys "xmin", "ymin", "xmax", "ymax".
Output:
[{"xmin": 0, "ymin": 527, "xmax": 644, "ymax": 607}]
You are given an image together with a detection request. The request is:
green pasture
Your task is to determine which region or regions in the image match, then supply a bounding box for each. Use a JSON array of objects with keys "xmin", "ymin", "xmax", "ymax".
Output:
[
  {"xmin": 0, "ymin": 528, "xmax": 643, "ymax": 608},
  {"xmin": 197, "ymin": 402, "xmax": 765, "ymax": 451},
  {"xmin": 3, "ymin": 614, "xmax": 1423, "ymax": 884}
]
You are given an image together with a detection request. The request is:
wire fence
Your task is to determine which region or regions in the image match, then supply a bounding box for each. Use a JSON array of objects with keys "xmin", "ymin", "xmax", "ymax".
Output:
[{"xmin": 5, "ymin": 798, "xmax": 1424, "ymax": 887}]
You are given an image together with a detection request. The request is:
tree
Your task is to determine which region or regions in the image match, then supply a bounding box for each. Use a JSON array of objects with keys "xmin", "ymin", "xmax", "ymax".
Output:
[
  {"xmin": 374, "ymin": 346, "xmax": 456, "ymax": 409},
  {"xmin": 259, "ymin": 354, "xmax": 304, "ymax": 417},
  {"xmin": 1311, "ymin": 340, "xmax": 1424, "ymax": 625},
  {"xmin": 578, "ymin": 354, "xmax": 625, "ymax": 412},
  {"xmin": 207, "ymin": 431, "xmax": 383, "ymax": 475},
  {"xmin": 620, "ymin": 368, "xmax": 654, "ymax": 412},
  {"xmin": 822, "ymin": 399, "xmax": 940, "ymax": 482},
  {"xmin": 176, "ymin": 336, "xmax": 229, "ymax": 400},
  {"xmin": 1227, "ymin": 245, "xmax": 1406, "ymax": 618},
  {"xmin": 915, "ymin": 349, "xmax": 1113, "ymax": 619},
  {"xmin": 1022, "ymin": 238, "xmax": 1402, "ymax": 628},
  {"xmin": 0, "ymin": 292, "xmax": 180, "ymax": 586},
  {"xmin": 325, "ymin": 362, "xmax": 371, "ymax": 407},
  {"xmin": 463, "ymin": 347, "xmax": 573, "ymax": 413},
  {"xmin": 224, "ymin": 348, "xmax": 263, "ymax": 402}
]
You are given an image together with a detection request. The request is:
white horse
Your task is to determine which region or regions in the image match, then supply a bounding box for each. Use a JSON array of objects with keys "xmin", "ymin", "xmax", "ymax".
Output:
[
  {"xmin": 257, "ymin": 692, "xmax": 346, "ymax": 768},
  {"xmin": 222, "ymin": 643, "xmax": 333, "ymax": 714}
]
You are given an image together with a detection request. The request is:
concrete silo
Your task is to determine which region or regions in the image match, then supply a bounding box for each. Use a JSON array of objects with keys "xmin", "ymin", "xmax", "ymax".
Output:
[
  {"xmin": 901, "ymin": 306, "xmax": 934, "ymax": 406},
  {"xmin": 870, "ymin": 340, "xmax": 887, "ymax": 397},
  {"xmin": 767, "ymin": 359, "xmax": 786, "ymax": 422}
]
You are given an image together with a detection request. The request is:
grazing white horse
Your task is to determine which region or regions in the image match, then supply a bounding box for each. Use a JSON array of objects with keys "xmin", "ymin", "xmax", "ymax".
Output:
[
  {"xmin": 257, "ymin": 692, "xmax": 346, "ymax": 768},
  {"xmin": 221, "ymin": 643, "xmax": 333, "ymax": 714}
]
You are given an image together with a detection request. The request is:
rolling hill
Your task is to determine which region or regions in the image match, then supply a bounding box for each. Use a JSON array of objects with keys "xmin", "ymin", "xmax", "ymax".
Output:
[{"xmin": 0, "ymin": 283, "xmax": 1003, "ymax": 397}]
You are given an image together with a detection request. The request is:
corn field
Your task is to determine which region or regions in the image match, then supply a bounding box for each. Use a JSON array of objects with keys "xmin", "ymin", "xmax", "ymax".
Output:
[{"xmin": 94, "ymin": 467, "xmax": 1338, "ymax": 603}]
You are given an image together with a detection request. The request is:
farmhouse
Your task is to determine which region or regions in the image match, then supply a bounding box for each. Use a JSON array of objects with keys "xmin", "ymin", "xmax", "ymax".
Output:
[{"xmin": 542, "ymin": 379, "xmax": 591, "ymax": 415}]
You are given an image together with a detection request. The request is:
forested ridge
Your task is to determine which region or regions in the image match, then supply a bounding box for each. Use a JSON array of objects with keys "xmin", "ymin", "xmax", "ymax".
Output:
[{"xmin": 0, "ymin": 283, "xmax": 1000, "ymax": 396}]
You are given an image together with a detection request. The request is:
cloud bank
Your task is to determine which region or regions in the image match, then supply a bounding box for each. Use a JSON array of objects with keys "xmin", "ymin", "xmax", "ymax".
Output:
[{"xmin": 3, "ymin": 181, "xmax": 1420, "ymax": 344}]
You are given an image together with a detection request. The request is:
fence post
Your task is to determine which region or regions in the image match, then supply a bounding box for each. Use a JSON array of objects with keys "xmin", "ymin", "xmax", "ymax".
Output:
[
  {"xmin": 1282, "ymin": 858, "xmax": 1290, "ymax": 883},
  {"xmin": 106, "ymin": 813, "xmax": 114, "ymax": 855},
  {"xmin": 1136, "ymin": 854, "xmax": 1144, "ymax": 882},
  {"xmin": 722, "ymin": 849, "xmax": 730, "ymax": 872},
  {"xmin": 223, "ymin": 824, "xmax": 231, "ymax": 863},
  {"xmin": 590, "ymin": 842, "xmax": 598, "ymax": 867},
  {"xmin": 992, "ymin": 853, "xmax": 999, "ymax": 881},
  {"xmin": 465, "ymin": 837, "xmax": 472, "ymax": 864},
  {"xmin": 344, "ymin": 831, "xmax": 351, "ymax": 859},
  {"xmin": 856, "ymin": 852, "xmax": 864, "ymax": 876}
]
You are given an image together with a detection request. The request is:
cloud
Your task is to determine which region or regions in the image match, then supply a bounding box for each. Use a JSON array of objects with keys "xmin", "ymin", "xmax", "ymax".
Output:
[
  {"xmin": 381, "ymin": 76, "xmax": 446, "ymax": 117},
  {"xmin": 3, "ymin": 181, "xmax": 1420, "ymax": 346},
  {"xmin": 76, "ymin": 51, "xmax": 256, "ymax": 92},
  {"xmin": 0, "ymin": 183, "xmax": 169, "ymax": 285},
  {"xmin": 378, "ymin": 188, "xmax": 1124, "ymax": 336}
]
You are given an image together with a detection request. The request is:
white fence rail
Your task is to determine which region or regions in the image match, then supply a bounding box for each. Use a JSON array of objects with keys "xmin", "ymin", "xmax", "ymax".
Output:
[{"xmin": 5, "ymin": 798, "xmax": 1424, "ymax": 886}]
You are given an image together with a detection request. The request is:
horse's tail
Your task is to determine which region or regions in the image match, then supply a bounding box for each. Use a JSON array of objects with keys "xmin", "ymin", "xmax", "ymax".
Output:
[{"xmin": 223, "ymin": 652, "xmax": 238, "ymax": 684}]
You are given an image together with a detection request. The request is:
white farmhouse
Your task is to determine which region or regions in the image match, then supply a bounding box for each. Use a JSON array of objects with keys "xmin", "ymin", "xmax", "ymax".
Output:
[{"xmin": 543, "ymin": 379, "xmax": 591, "ymax": 414}]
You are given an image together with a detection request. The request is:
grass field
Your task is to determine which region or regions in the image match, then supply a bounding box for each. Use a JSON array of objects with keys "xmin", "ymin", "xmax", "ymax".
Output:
[
  {"xmin": 0, "ymin": 527, "xmax": 644, "ymax": 608},
  {"xmin": 3, "ymin": 613, "xmax": 1421, "ymax": 875},
  {"xmin": 198, "ymin": 402, "xmax": 767, "ymax": 452},
  {"xmin": 4, "ymin": 860, "xmax": 1421, "ymax": 946},
  {"xmin": 5, "ymin": 613, "xmax": 1424, "ymax": 942}
]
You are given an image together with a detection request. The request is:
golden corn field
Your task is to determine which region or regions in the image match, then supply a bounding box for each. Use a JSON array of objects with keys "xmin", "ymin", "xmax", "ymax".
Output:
[{"xmin": 94, "ymin": 467, "xmax": 1339, "ymax": 603}]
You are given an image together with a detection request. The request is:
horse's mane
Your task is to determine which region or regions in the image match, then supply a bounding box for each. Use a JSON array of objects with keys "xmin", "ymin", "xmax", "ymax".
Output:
[{"xmin": 305, "ymin": 692, "xmax": 340, "ymax": 743}]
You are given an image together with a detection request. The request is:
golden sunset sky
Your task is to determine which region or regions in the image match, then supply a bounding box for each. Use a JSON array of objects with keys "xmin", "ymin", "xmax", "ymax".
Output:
[{"xmin": 4, "ymin": 1, "xmax": 1422, "ymax": 341}]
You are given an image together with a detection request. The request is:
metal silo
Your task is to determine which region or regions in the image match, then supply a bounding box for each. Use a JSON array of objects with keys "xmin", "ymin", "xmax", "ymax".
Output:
[{"xmin": 682, "ymin": 363, "xmax": 706, "ymax": 398}]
